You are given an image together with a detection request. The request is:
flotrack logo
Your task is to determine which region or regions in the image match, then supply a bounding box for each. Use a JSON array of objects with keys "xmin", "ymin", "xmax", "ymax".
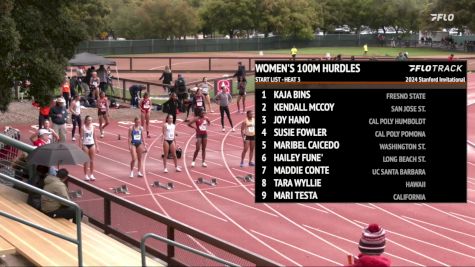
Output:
[
  {"xmin": 409, "ymin": 65, "xmax": 463, "ymax": 72},
  {"xmin": 430, "ymin": 13, "xmax": 454, "ymax": 21}
]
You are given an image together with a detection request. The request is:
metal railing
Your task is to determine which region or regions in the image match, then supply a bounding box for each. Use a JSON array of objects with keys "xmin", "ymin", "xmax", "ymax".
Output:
[
  {"xmin": 140, "ymin": 233, "xmax": 239, "ymax": 267},
  {"xmin": 0, "ymin": 171, "xmax": 83, "ymax": 266},
  {"xmin": 0, "ymin": 133, "xmax": 280, "ymax": 267}
]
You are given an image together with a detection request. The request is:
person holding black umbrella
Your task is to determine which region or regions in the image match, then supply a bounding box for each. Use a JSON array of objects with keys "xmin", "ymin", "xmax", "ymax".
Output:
[{"xmin": 41, "ymin": 168, "xmax": 83, "ymax": 224}]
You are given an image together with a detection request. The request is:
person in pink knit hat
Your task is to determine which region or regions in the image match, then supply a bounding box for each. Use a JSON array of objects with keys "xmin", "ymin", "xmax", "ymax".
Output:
[{"xmin": 347, "ymin": 223, "xmax": 391, "ymax": 267}]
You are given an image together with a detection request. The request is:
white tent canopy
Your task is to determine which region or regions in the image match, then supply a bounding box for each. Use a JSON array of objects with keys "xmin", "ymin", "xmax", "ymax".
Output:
[{"xmin": 68, "ymin": 52, "xmax": 116, "ymax": 66}]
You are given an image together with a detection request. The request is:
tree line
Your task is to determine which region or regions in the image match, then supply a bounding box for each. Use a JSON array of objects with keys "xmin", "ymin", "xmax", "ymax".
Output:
[{"xmin": 106, "ymin": 0, "xmax": 475, "ymax": 40}]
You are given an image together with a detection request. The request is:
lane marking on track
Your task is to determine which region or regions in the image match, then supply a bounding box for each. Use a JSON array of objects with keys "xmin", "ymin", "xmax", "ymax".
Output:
[
  {"xmin": 156, "ymin": 194, "xmax": 228, "ymax": 222},
  {"xmin": 185, "ymin": 155, "xmax": 223, "ymax": 166},
  {"xmin": 142, "ymin": 133, "xmax": 170, "ymax": 216},
  {"xmin": 419, "ymin": 205, "xmax": 475, "ymax": 228},
  {"xmin": 231, "ymin": 168, "xmax": 254, "ymax": 175},
  {"xmin": 190, "ymin": 170, "xmax": 237, "ymax": 185},
  {"xmin": 96, "ymin": 140, "xmax": 129, "ymax": 152},
  {"xmin": 225, "ymin": 153, "xmax": 241, "ymax": 159},
  {"xmin": 303, "ymin": 224, "xmax": 425, "ymax": 267},
  {"xmin": 149, "ymin": 59, "xmax": 208, "ymax": 70},
  {"xmin": 250, "ymin": 229, "xmax": 343, "ymax": 266},
  {"xmin": 354, "ymin": 219, "xmax": 475, "ymax": 261},
  {"xmin": 148, "ymin": 172, "xmax": 193, "ymax": 188},
  {"xmin": 205, "ymin": 191, "xmax": 278, "ymax": 217},
  {"xmin": 88, "ymin": 168, "xmax": 146, "ymax": 191},
  {"xmin": 449, "ymin": 212, "xmax": 475, "ymax": 221},
  {"xmin": 468, "ymin": 200, "xmax": 475, "ymax": 205},
  {"xmin": 355, "ymin": 203, "xmax": 375, "ymax": 209},
  {"xmin": 372, "ymin": 204, "xmax": 475, "ymax": 251},
  {"xmin": 403, "ymin": 215, "xmax": 475, "ymax": 238},
  {"xmin": 296, "ymin": 204, "xmax": 328, "ymax": 214}
]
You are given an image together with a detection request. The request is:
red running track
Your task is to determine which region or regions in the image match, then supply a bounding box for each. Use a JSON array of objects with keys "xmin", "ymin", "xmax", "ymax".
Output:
[{"xmin": 12, "ymin": 74, "xmax": 475, "ymax": 266}]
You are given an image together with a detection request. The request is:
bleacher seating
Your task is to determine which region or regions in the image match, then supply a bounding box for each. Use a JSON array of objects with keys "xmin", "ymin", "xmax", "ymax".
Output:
[{"xmin": 0, "ymin": 184, "xmax": 163, "ymax": 266}]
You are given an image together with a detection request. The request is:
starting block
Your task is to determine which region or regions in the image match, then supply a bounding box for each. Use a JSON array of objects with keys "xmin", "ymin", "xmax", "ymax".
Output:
[
  {"xmin": 237, "ymin": 174, "xmax": 254, "ymax": 182},
  {"xmin": 196, "ymin": 177, "xmax": 217, "ymax": 186},
  {"xmin": 68, "ymin": 190, "xmax": 83, "ymax": 199},
  {"xmin": 151, "ymin": 181, "xmax": 174, "ymax": 190},
  {"xmin": 111, "ymin": 185, "xmax": 130, "ymax": 194}
]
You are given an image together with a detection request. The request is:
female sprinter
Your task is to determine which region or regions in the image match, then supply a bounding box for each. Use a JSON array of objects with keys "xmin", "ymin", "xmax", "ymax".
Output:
[
  {"xmin": 139, "ymin": 92, "xmax": 152, "ymax": 138},
  {"xmin": 80, "ymin": 115, "xmax": 99, "ymax": 180},
  {"xmin": 129, "ymin": 117, "xmax": 147, "ymax": 178},
  {"xmin": 240, "ymin": 110, "xmax": 255, "ymax": 167},
  {"xmin": 199, "ymin": 77, "xmax": 214, "ymax": 113},
  {"xmin": 187, "ymin": 109, "xmax": 210, "ymax": 167},
  {"xmin": 97, "ymin": 91, "xmax": 110, "ymax": 138},
  {"xmin": 162, "ymin": 114, "xmax": 181, "ymax": 173}
]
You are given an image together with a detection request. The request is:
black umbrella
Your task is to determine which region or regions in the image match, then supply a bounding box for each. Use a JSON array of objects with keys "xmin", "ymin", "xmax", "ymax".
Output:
[{"xmin": 27, "ymin": 143, "xmax": 89, "ymax": 166}]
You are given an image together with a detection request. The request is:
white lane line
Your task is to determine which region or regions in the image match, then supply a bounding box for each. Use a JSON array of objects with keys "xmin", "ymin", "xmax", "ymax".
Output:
[
  {"xmin": 205, "ymin": 191, "xmax": 278, "ymax": 217},
  {"xmin": 185, "ymin": 155, "xmax": 223, "ymax": 166},
  {"xmin": 373, "ymin": 204, "xmax": 475, "ymax": 251},
  {"xmin": 232, "ymin": 168, "xmax": 254, "ymax": 175},
  {"xmin": 190, "ymin": 170, "xmax": 237, "ymax": 185},
  {"xmin": 297, "ymin": 204, "xmax": 329, "ymax": 214},
  {"xmin": 91, "ymin": 169, "xmax": 146, "ymax": 191},
  {"xmin": 96, "ymin": 140, "xmax": 129, "ymax": 152},
  {"xmin": 156, "ymin": 194, "xmax": 228, "ymax": 222},
  {"xmin": 469, "ymin": 200, "xmax": 475, "ymax": 205},
  {"xmin": 149, "ymin": 59, "xmax": 207, "ymax": 70},
  {"xmin": 139, "ymin": 134, "xmax": 170, "ymax": 216},
  {"xmin": 450, "ymin": 212, "xmax": 475, "ymax": 221},
  {"xmin": 303, "ymin": 224, "xmax": 425, "ymax": 267},
  {"xmin": 421, "ymin": 204, "xmax": 475, "ymax": 228},
  {"xmin": 403, "ymin": 215, "xmax": 475, "ymax": 238},
  {"xmin": 355, "ymin": 203, "xmax": 375, "ymax": 209},
  {"xmin": 148, "ymin": 172, "xmax": 193, "ymax": 188},
  {"xmin": 250, "ymin": 229, "xmax": 343, "ymax": 266},
  {"xmin": 225, "ymin": 153, "xmax": 241, "ymax": 159}
]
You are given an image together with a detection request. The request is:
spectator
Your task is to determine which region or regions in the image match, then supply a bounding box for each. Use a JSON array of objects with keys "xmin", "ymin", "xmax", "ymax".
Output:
[
  {"xmin": 27, "ymin": 165, "xmax": 49, "ymax": 210},
  {"xmin": 175, "ymin": 74, "xmax": 187, "ymax": 111},
  {"xmin": 49, "ymin": 98, "xmax": 68, "ymax": 142},
  {"xmin": 448, "ymin": 54, "xmax": 454, "ymax": 61},
  {"xmin": 106, "ymin": 66, "xmax": 114, "ymax": 95},
  {"xmin": 85, "ymin": 66, "xmax": 95, "ymax": 85},
  {"xmin": 236, "ymin": 78, "xmax": 247, "ymax": 114},
  {"xmin": 89, "ymin": 71, "xmax": 101, "ymax": 100},
  {"xmin": 232, "ymin": 62, "xmax": 246, "ymax": 82},
  {"xmin": 96, "ymin": 65, "xmax": 108, "ymax": 93},
  {"xmin": 163, "ymin": 93, "xmax": 179, "ymax": 124},
  {"xmin": 61, "ymin": 80, "xmax": 71, "ymax": 109},
  {"xmin": 290, "ymin": 45, "xmax": 298, "ymax": 60},
  {"xmin": 395, "ymin": 52, "xmax": 406, "ymax": 61},
  {"xmin": 129, "ymin": 84, "xmax": 145, "ymax": 108},
  {"xmin": 30, "ymin": 120, "xmax": 58, "ymax": 145},
  {"xmin": 41, "ymin": 168, "xmax": 82, "ymax": 224},
  {"xmin": 69, "ymin": 95, "xmax": 82, "ymax": 141},
  {"xmin": 363, "ymin": 44, "xmax": 368, "ymax": 56},
  {"xmin": 33, "ymin": 98, "xmax": 54, "ymax": 130},
  {"xmin": 159, "ymin": 65, "xmax": 173, "ymax": 93},
  {"xmin": 346, "ymin": 224, "xmax": 391, "ymax": 267}
]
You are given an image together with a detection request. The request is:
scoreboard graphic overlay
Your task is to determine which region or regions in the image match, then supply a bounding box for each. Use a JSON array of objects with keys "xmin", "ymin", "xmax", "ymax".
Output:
[{"xmin": 255, "ymin": 61, "xmax": 467, "ymax": 203}]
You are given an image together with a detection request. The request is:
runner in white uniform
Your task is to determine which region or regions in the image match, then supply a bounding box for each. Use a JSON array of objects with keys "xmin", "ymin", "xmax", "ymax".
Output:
[
  {"xmin": 162, "ymin": 114, "xmax": 181, "ymax": 173},
  {"xmin": 80, "ymin": 115, "xmax": 99, "ymax": 181}
]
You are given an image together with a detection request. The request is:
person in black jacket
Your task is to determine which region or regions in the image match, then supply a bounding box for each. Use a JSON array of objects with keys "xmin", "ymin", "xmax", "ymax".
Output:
[
  {"xmin": 163, "ymin": 93, "xmax": 179, "ymax": 124},
  {"xmin": 174, "ymin": 74, "xmax": 187, "ymax": 111},
  {"xmin": 232, "ymin": 62, "xmax": 246, "ymax": 82},
  {"xmin": 159, "ymin": 65, "xmax": 173, "ymax": 93}
]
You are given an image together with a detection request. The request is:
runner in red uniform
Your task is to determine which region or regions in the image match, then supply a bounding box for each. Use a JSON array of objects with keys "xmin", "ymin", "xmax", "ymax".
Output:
[
  {"xmin": 187, "ymin": 109, "xmax": 211, "ymax": 167},
  {"xmin": 139, "ymin": 92, "xmax": 152, "ymax": 138},
  {"xmin": 97, "ymin": 91, "xmax": 109, "ymax": 138}
]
